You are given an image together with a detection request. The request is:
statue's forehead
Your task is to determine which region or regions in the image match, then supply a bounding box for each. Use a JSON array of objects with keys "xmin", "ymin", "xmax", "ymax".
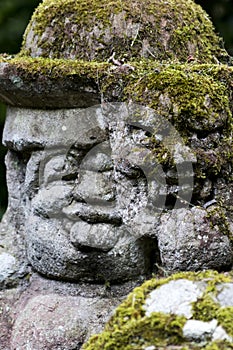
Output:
[
  {"xmin": 2, "ymin": 103, "xmax": 165, "ymax": 154},
  {"xmin": 3, "ymin": 106, "xmax": 108, "ymax": 152}
]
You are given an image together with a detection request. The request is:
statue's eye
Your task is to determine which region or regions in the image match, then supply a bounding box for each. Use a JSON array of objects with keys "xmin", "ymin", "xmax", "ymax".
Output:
[
  {"xmin": 80, "ymin": 152, "xmax": 113, "ymax": 173},
  {"xmin": 43, "ymin": 154, "xmax": 79, "ymax": 185},
  {"xmin": 128, "ymin": 125, "xmax": 152, "ymax": 146},
  {"xmin": 115, "ymin": 159, "xmax": 143, "ymax": 179}
]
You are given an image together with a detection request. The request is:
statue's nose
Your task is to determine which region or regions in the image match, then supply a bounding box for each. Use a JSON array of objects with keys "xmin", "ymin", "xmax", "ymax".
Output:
[{"xmin": 73, "ymin": 170, "xmax": 116, "ymax": 204}]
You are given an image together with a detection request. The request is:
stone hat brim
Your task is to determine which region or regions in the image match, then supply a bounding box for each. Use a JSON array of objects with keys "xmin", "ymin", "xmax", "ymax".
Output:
[{"xmin": 0, "ymin": 55, "xmax": 113, "ymax": 109}]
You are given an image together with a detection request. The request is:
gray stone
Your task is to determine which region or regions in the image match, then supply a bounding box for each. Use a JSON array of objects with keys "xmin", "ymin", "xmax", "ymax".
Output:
[
  {"xmin": 4, "ymin": 105, "xmax": 169, "ymax": 283},
  {"xmin": 3, "ymin": 106, "xmax": 108, "ymax": 152},
  {"xmin": 0, "ymin": 0, "xmax": 232, "ymax": 348},
  {"xmin": 2, "ymin": 102, "xmax": 233, "ymax": 282},
  {"xmin": 10, "ymin": 293, "xmax": 120, "ymax": 350},
  {"xmin": 157, "ymin": 207, "xmax": 232, "ymax": 272},
  {"xmin": 70, "ymin": 221, "xmax": 122, "ymax": 251}
]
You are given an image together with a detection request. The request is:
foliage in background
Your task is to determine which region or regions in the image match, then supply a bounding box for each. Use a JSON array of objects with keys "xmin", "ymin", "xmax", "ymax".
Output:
[
  {"xmin": 0, "ymin": 0, "xmax": 40, "ymax": 54},
  {"xmin": 0, "ymin": 0, "xmax": 232, "ymax": 219},
  {"xmin": 197, "ymin": 0, "xmax": 233, "ymax": 55}
]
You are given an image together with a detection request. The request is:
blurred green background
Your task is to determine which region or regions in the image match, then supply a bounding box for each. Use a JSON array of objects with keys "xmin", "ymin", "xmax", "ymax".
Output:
[{"xmin": 0, "ymin": 0, "xmax": 233, "ymax": 219}]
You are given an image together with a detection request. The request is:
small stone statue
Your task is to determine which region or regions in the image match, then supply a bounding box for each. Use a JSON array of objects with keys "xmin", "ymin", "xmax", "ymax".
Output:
[{"xmin": 0, "ymin": 0, "xmax": 233, "ymax": 348}]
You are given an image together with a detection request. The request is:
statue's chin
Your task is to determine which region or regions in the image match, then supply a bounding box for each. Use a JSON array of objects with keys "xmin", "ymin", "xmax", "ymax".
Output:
[{"xmin": 26, "ymin": 214, "xmax": 155, "ymax": 282}]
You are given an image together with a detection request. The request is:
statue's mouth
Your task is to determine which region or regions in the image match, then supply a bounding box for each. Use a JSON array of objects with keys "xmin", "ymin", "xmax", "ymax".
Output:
[{"xmin": 62, "ymin": 201, "xmax": 122, "ymax": 225}]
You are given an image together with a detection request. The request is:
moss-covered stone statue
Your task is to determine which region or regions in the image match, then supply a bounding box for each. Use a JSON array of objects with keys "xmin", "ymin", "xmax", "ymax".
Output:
[{"xmin": 0, "ymin": 0, "xmax": 233, "ymax": 348}]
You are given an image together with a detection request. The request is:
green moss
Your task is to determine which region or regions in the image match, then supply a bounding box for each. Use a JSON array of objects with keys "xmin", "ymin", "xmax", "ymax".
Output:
[
  {"xmin": 82, "ymin": 271, "xmax": 233, "ymax": 349},
  {"xmin": 19, "ymin": 0, "xmax": 230, "ymax": 63},
  {"xmin": 205, "ymin": 341, "xmax": 233, "ymax": 350},
  {"xmin": 1, "ymin": 56, "xmax": 232, "ymax": 131},
  {"xmin": 123, "ymin": 63, "xmax": 232, "ymax": 136},
  {"xmin": 192, "ymin": 294, "xmax": 220, "ymax": 322},
  {"xmin": 216, "ymin": 307, "xmax": 233, "ymax": 337},
  {"xmin": 85, "ymin": 313, "xmax": 186, "ymax": 349},
  {"xmin": 0, "ymin": 55, "xmax": 110, "ymax": 80}
]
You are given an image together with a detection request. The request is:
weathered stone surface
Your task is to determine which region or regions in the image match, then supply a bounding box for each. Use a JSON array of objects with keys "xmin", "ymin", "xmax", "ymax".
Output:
[
  {"xmin": 0, "ymin": 252, "xmax": 17, "ymax": 285},
  {"xmin": 0, "ymin": 288, "xmax": 21, "ymax": 350},
  {"xmin": 2, "ymin": 103, "xmax": 233, "ymax": 282},
  {"xmin": 3, "ymin": 106, "xmax": 108, "ymax": 151},
  {"xmin": 83, "ymin": 271, "xmax": 233, "ymax": 349},
  {"xmin": 216, "ymin": 283, "xmax": 233, "ymax": 307},
  {"xmin": 0, "ymin": 0, "xmax": 233, "ymax": 348},
  {"xmin": 0, "ymin": 59, "xmax": 101, "ymax": 108},
  {"xmin": 0, "ymin": 272, "xmax": 139, "ymax": 350},
  {"xmin": 11, "ymin": 294, "xmax": 119, "ymax": 350},
  {"xmin": 157, "ymin": 207, "xmax": 233, "ymax": 272},
  {"xmin": 2, "ymin": 105, "xmax": 165, "ymax": 283},
  {"xmin": 0, "ymin": 0, "xmax": 231, "ymax": 108}
]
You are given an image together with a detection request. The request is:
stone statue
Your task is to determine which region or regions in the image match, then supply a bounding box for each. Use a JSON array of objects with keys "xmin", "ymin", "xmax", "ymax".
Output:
[
  {"xmin": 0, "ymin": 0, "xmax": 233, "ymax": 348},
  {"xmin": 3, "ymin": 104, "xmax": 166, "ymax": 283}
]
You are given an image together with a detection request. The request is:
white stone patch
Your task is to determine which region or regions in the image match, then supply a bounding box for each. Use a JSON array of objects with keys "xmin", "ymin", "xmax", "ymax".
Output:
[
  {"xmin": 0, "ymin": 252, "xmax": 16, "ymax": 280},
  {"xmin": 183, "ymin": 319, "xmax": 217, "ymax": 341},
  {"xmin": 144, "ymin": 346, "xmax": 155, "ymax": 350},
  {"xmin": 217, "ymin": 283, "xmax": 233, "ymax": 307},
  {"xmin": 212, "ymin": 325, "xmax": 233, "ymax": 342},
  {"xmin": 183, "ymin": 319, "xmax": 233, "ymax": 343},
  {"xmin": 144, "ymin": 279, "xmax": 205, "ymax": 318}
]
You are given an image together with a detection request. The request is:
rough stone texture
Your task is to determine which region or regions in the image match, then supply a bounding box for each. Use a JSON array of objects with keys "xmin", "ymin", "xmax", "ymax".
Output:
[
  {"xmin": 11, "ymin": 294, "xmax": 119, "ymax": 350},
  {"xmin": 157, "ymin": 207, "xmax": 233, "ymax": 272},
  {"xmin": 0, "ymin": 273, "xmax": 137, "ymax": 350},
  {"xmin": 3, "ymin": 105, "xmax": 163, "ymax": 283},
  {"xmin": 0, "ymin": 0, "xmax": 233, "ymax": 349},
  {"xmin": 83, "ymin": 271, "xmax": 233, "ymax": 349},
  {"xmin": 0, "ymin": 58, "xmax": 102, "ymax": 108},
  {"xmin": 2, "ymin": 104, "xmax": 232, "ymax": 284},
  {"xmin": 217, "ymin": 283, "xmax": 233, "ymax": 306}
]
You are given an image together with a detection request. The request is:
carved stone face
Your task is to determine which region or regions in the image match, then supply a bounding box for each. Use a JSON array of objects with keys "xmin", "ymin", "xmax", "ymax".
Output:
[
  {"xmin": 3, "ymin": 103, "xmax": 232, "ymax": 280},
  {"xmin": 4, "ymin": 103, "xmax": 174, "ymax": 282}
]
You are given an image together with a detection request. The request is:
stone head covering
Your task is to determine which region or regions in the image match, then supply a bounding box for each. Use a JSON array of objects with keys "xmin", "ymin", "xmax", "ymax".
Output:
[{"xmin": 0, "ymin": 0, "xmax": 230, "ymax": 108}]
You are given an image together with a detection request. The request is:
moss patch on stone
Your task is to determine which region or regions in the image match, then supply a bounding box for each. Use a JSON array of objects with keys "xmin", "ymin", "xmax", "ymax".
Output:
[
  {"xmin": 0, "ymin": 55, "xmax": 110, "ymax": 80},
  {"xmin": 82, "ymin": 271, "xmax": 233, "ymax": 350},
  {"xmin": 1, "ymin": 56, "xmax": 232, "ymax": 128},
  {"xmin": 20, "ymin": 0, "xmax": 230, "ymax": 63},
  {"xmin": 121, "ymin": 62, "xmax": 232, "ymax": 135}
]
